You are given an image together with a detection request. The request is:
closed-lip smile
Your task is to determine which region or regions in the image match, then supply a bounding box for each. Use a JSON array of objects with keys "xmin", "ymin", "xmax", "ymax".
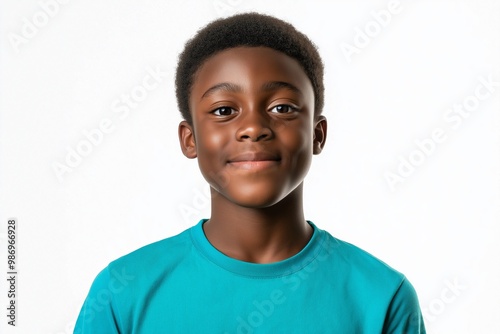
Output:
[{"xmin": 227, "ymin": 152, "xmax": 281, "ymax": 170}]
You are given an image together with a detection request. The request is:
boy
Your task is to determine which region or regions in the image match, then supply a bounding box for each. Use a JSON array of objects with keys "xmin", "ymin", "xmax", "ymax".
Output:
[{"xmin": 75, "ymin": 13, "xmax": 425, "ymax": 333}]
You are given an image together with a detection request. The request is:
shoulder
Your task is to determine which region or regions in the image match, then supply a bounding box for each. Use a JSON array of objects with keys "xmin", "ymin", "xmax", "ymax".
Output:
[
  {"xmin": 107, "ymin": 226, "xmax": 193, "ymax": 276},
  {"xmin": 316, "ymin": 228, "xmax": 407, "ymax": 296},
  {"xmin": 75, "ymin": 226, "xmax": 197, "ymax": 332},
  {"xmin": 322, "ymin": 229, "xmax": 404, "ymax": 276},
  {"xmin": 315, "ymin": 228, "xmax": 426, "ymax": 331}
]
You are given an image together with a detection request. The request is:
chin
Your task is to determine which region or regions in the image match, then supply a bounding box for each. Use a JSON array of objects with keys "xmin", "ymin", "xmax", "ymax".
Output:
[{"xmin": 225, "ymin": 185, "xmax": 290, "ymax": 209}]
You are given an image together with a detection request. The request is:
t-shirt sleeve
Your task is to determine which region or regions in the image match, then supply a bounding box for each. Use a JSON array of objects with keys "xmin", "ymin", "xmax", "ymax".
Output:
[
  {"xmin": 382, "ymin": 277, "xmax": 426, "ymax": 334},
  {"xmin": 73, "ymin": 267, "xmax": 121, "ymax": 334}
]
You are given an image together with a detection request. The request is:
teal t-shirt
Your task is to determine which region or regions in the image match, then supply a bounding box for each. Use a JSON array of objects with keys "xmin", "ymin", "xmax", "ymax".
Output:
[{"xmin": 75, "ymin": 220, "xmax": 425, "ymax": 333}]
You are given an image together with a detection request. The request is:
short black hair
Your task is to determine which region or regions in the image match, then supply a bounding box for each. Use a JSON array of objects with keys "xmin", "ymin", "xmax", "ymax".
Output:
[{"xmin": 175, "ymin": 12, "xmax": 324, "ymax": 124}]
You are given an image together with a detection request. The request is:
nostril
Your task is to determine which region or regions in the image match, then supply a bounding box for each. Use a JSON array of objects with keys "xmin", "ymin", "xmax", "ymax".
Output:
[
  {"xmin": 236, "ymin": 122, "xmax": 274, "ymax": 142},
  {"xmin": 257, "ymin": 133, "xmax": 269, "ymax": 141}
]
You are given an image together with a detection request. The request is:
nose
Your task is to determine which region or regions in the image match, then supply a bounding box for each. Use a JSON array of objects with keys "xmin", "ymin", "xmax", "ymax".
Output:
[{"xmin": 235, "ymin": 109, "xmax": 274, "ymax": 142}]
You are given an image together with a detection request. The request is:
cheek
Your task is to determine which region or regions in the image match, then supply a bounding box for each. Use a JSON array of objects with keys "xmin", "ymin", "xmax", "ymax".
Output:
[
  {"xmin": 280, "ymin": 124, "xmax": 314, "ymax": 172},
  {"xmin": 282, "ymin": 123, "xmax": 313, "ymax": 154},
  {"xmin": 194, "ymin": 125, "xmax": 232, "ymax": 188},
  {"xmin": 197, "ymin": 126, "xmax": 227, "ymax": 156}
]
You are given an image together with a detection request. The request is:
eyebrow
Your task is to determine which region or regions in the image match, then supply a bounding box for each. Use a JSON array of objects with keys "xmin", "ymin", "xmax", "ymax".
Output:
[
  {"xmin": 201, "ymin": 82, "xmax": 242, "ymax": 99},
  {"xmin": 261, "ymin": 81, "xmax": 302, "ymax": 95},
  {"xmin": 200, "ymin": 81, "xmax": 302, "ymax": 100}
]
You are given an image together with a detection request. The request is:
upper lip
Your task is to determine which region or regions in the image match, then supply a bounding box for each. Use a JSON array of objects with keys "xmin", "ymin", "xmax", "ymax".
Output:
[{"xmin": 228, "ymin": 152, "xmax": 281, "ymax": 163}]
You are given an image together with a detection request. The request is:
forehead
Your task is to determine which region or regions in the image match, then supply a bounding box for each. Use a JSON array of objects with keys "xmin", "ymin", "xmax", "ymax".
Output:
[{"xmin": 190, "ymin": 46, "xmax": 314, "ymax": 101}]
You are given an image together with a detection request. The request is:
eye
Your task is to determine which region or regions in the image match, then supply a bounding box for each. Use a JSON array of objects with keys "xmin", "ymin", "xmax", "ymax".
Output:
[
  {"xmin": 269, "ymin": 104, "xmax": 298, "ymax": 114},
  {"xmin": 212, "ymin": 106, "xmax": 236, "ymax": 116}
]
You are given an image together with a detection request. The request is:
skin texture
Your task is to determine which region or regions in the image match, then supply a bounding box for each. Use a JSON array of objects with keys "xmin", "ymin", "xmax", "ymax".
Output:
[{"xmin": 179, "ymin": 47, "xmax": 327, "ymax": 263}]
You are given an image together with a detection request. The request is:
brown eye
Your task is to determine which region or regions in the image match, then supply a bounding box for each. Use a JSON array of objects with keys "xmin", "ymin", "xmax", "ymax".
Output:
[
  {"xmin": 270, "ymin": 105, "xmax": 297, "ymax": 114},
  {"xmin": 212, "ymin": 107, "xmax": 236, "ymax": 116}
]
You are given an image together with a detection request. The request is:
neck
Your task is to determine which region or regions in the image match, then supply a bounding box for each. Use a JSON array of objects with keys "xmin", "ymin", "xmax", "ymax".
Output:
[{"xmin": 203, "ymin": 184, "xmax": 312, "ymax": 264}]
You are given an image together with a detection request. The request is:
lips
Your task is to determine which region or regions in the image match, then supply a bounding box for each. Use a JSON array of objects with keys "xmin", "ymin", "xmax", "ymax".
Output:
[
  {"xmin": 227, "ymin": 152, "xmax": 281, "ymax": 170},
  {"xmin": 228, "ymin": 152, "xmax": 280, "ymax": 163}
]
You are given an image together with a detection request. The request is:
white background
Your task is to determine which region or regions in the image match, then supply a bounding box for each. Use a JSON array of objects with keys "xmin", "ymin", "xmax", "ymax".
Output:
[{"xmin": 1, "ymin": 0, "xmax": 499, "ymax": 333}]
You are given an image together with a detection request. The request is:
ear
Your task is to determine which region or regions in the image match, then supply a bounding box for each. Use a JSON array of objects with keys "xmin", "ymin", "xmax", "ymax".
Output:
[
  {"xmin": 313, "ymin": 115, "xmax": 327, "ymax": 155},
  {"xmin": 178, "ymin": 121, "xmax": 197, "ymax": 159}
]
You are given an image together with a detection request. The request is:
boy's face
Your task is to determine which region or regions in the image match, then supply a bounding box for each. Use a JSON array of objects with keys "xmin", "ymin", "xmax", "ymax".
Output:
[{"xmin": 179, "ymin": 46, "xmax": 326, "ymax": 208}]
